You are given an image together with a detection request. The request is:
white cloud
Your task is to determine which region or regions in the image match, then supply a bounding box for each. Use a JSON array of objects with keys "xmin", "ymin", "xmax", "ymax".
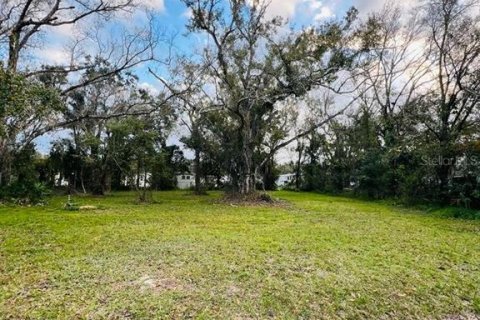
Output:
[
  {"xmin": 250, "ymin": 0, "xmax": 333, "ymax": 22},
  {"xmin": 35, "ymin": 47, "xmax": 70, "ymax": 65},
  {"xmin": 263, "ymin": 0, "xmax": 299, "ymax": 19},
  {"xmin": 137, "ymin": 0, "xmax": 165, "ymax": 11},
  {"xmin": 314, "ymin": 6, "xmax": 334, "ymax": 21},
  {"xmin": 51, "ymin": 24, "xmax": 76, "ymax": 38},
  {"xmin": 354, "ymin": 0, "xmax": 418, "ymax": 16},
  {"xmin": 182, "ymin": 8, "xmax": 193, "ymax": 19},
  {"xmin": 304, "ymin": 0, "xmax": 323, "ymax": 11},
  {"xmin": 262, "ymin": 0, "xmax": 421, "ymax": 22}
]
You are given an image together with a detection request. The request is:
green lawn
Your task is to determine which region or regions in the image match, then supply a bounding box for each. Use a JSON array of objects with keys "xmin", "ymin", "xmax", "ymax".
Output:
[{"xmin": 1, "ymin": 191, "xmax": 479, "ymax": 319}]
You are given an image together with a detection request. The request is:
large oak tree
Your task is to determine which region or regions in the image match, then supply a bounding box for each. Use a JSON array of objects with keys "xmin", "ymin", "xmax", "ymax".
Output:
[{"xmin": 182, "ymin": 0, "xmax": 363, "ymax": 194}]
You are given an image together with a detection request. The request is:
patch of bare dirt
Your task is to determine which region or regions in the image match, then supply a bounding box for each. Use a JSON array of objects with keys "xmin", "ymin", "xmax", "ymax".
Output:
[
  {"xmin": 225, "ymin": 284, "xmax": 243, "ymax": 297},
  {"xmin": 79, "ymin": 205, "xmax": 98, "ymax": 210},
  {"xmin": 217, "ymin": 192, "xmax": 292, "ymax": 208},
  {"xmin": 135, "ymin": 275, "xmax": 194, "ymax": 293}
]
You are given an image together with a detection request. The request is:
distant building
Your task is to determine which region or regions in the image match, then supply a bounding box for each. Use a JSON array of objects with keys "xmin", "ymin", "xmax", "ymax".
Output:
[
  {"xmin": 176, "ymin": 174, "xmax": 195, "ymax": 189},
  {"xmin": 175, "ymin": 173, "xmax": 231, "ymax": 189},
  {"xmin": 276, "ymin": 173, "xmax": 296, "ymax": 188},
  {"xmin": 54, "ymin": 174, "xmax": 69, "ymax": 187}
]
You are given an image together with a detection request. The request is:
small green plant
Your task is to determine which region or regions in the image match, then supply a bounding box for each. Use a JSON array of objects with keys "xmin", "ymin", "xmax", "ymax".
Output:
[{"xmin": 63, "ymin": 195, "xmax": 79, "ymax": 211}]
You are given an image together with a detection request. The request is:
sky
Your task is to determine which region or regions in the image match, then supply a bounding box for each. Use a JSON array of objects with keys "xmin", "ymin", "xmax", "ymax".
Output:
[{"xmin": 31, "ymin": 0, "xmax": 415, "ymax": 161}]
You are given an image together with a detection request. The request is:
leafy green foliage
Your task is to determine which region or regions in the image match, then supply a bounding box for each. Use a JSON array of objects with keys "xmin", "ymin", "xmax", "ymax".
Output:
[
  {"xmin": 0, "ymin": 67, "xmax": 62, "ymax": 203},
  {"xmin": 0, "ymin": 68, "xmax": 63, "ymax": 129},
  {"xmin": 1, "ymin": 181, "xmax": 50, "ymax": 205},
  {"xmin": 0, "ymin": 142, "xmax": 51, "ymax": 204},
  {"xmin": 299, "ymin": 91, "xmax": 480, "ymax": 207}
]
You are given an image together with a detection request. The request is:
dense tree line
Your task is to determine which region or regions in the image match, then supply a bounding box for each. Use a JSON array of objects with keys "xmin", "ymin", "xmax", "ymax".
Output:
[
  {"xmin": 0, "ymin": 0, "xmax": 479, "ymax": 207},
  {"xmin": 0, "ymin": 0, "xmax": 179, "ymax": 201},
  {"xmin": 293, "ymin": 0, "xmax": 480, "ymax": 207}
]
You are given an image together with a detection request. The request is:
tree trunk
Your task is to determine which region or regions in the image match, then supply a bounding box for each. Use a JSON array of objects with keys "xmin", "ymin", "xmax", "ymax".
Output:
[
  {"xmin": 295, "ymin": 142, "xmax": 304, "ymax": 190},
  {"xmin": 8, "ymin": 32, "xmax": 20, "ymax": 73},
  {"xmin": 240, "ymin": 172, "xmax": 255, "ymax": 194},
  {"xmin": 99, "ymin": 172, "xmax": 108, "ymax": 195},
  {"xmin": 79, "ymin": 166, "xmax": 86, "ymax": 194},
  {"xmin": 436, "ymin": 148, "xmax": 454, "ymax": 204},
  {"xmin": 98, "ymin": 159, "xmax": 111, "ymax": 195},
  {"xmin": 239, "ymin": 135, "xmax": 256, "ymax": 194},
  {"xmin": 193, "ymin": 148, "xmax": 202, "ymax": 194},
  {"xmin": 136, "ymin": 165, "xmax": 140, "ymax": 190},
  {"xmin": 141, "ymin": 166, "xmax": 148, "ymax": 202},
  {"xmin": 436, "ymin": 110, "xmax": 454, "ymax": 203},
  {"xmin": 0, "ymin": 134, "xmax": 15, "ymax": 187},
  {"xmin": 0, "ymin": 148, "xmax": 12, "ymax": 187}
]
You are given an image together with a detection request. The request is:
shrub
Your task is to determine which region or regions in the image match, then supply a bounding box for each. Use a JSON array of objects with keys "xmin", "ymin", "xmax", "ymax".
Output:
[{"xmin": 1, "ymin": 181, "xmax": 50, "ymax": 205}]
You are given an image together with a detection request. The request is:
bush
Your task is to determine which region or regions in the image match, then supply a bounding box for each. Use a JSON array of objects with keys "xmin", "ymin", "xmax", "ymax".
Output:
[
  {"xmin": 430, "ymin": 207, "xmax": 480, "ymax": 220},
  {"xmin": 1, "ymin": 181, "xmax": 50, "ymax": 205}
]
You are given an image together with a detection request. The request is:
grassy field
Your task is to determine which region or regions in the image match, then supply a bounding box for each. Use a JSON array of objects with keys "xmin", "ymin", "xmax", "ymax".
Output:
[{"xmin": 0, "ymin": 191, "xmax": 479, "ymax": 319}]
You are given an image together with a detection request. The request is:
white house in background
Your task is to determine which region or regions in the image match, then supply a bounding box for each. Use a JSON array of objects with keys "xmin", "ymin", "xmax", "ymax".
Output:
[
  {"xmin": 54, "ymin": 174, "xmax": 69, "ymax": 187},
  {"xmin": 176, "ymin": 174, "xmax": 195, "ymax": 189},
  {"xmin": 276, "ymin": 173, "xmax": 296, "ymax": 188}
]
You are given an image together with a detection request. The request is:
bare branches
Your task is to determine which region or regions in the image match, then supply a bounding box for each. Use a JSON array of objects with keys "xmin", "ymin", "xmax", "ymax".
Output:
[
  {"xmin": 2, "ymin": 0, "xmax": 137, "ymax": 72},
  {"xmin": 62, "ymin": 29, "xmax": 157, "ymax": 95},
  {"xmin": 416, "ymin": 0, "xmax": 480, "ymax": 144}
]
